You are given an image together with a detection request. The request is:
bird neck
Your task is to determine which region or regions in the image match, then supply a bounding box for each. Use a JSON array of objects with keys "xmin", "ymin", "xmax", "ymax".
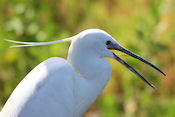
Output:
[
  {"xmin": 68, "ymin": 49, "xmax": 112, "ymax": 81},
  {"xmin": 67, "ymin": 49, "xmax": 112, "ymax": 116}
]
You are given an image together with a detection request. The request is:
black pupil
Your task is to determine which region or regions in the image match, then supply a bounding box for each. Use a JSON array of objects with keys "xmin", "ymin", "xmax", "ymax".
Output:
[{"xmin": 106, "ymin": 40, "xmax": 111, "ymax": 45}]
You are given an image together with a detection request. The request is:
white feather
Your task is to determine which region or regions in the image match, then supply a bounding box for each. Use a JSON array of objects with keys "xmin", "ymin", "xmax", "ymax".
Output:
[
  {"xmin": 1, "ymin": 29, "xmax": 117, "ymax": 117},
  {"xmin": 5, "ymin": 36, "xmax": 74, "ymax": 48}
]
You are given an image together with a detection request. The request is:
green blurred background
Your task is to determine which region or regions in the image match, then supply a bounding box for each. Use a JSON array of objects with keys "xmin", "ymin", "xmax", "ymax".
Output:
[{"xmin": 0, "ymin": 0, "xmax": 175, "ymax": 117}]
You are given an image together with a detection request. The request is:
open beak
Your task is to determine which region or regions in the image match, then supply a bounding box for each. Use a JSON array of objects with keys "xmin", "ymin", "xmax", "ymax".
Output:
[{"xmin": 107, "ymin": 43, "xmax": 166, "ymax": 89}]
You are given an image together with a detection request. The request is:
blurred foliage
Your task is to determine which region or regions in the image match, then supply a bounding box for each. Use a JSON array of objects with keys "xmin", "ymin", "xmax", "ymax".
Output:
[{"xmin": 0, "ymin": 0, "xmax": 175, "ymax": 116}]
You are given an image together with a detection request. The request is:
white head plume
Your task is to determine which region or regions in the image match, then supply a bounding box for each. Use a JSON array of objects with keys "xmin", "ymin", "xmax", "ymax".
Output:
[{"xmin": 5, "ymin": 36, "xmax": 75, "ymax": 48}]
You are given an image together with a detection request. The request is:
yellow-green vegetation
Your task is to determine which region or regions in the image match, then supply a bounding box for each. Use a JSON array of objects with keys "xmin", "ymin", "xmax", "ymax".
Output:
[{"xmin": 0, "ymin": 0, "xmax": 174, "ymax": 117}]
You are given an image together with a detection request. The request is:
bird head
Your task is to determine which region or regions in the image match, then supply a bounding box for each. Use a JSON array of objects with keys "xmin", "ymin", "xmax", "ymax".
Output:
[
  {"xmin": 6, "ymin": 29, "xmax": 165, "ymax": 89},
  {"xmin": 70, "ymin": 29, "xmax": 117, "ymax": 58},
  {"xmin": 69, "ymin": 29, "xmax": 165, "ymax": 89}
]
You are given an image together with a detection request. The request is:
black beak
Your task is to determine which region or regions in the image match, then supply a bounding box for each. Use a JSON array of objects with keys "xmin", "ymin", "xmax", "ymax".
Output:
[{"xmin": 108, "ymin": 43, "xmax": 166, "ymax": 89}]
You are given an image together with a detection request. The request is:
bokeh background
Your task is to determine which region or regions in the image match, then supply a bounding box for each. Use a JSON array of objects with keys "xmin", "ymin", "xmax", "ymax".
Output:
[{"xmin": 0, "ymin": 0, "xmax": 175, "ymax": 117}]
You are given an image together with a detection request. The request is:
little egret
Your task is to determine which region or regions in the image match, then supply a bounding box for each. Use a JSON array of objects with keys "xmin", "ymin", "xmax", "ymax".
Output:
[{"xmin": 1, "ymin": 29, "xmax": 165, "ymax": 117}]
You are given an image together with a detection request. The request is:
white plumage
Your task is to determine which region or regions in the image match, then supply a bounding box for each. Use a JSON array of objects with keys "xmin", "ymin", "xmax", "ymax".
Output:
[{"xmin": 0, "ymin": 29, "xmax": 165, "ymax": 117}]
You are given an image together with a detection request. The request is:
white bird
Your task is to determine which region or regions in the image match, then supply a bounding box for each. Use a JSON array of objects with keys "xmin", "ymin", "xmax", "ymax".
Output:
[{"xmin": 0, "ymin": 29, "xmax": 165, "ymax": 117}]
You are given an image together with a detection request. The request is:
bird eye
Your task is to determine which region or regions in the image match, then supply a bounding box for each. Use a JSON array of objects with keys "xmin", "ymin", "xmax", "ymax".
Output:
[{"xmin": 106, "ymin": 40, "xmax": 111, "ymax": 45}]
